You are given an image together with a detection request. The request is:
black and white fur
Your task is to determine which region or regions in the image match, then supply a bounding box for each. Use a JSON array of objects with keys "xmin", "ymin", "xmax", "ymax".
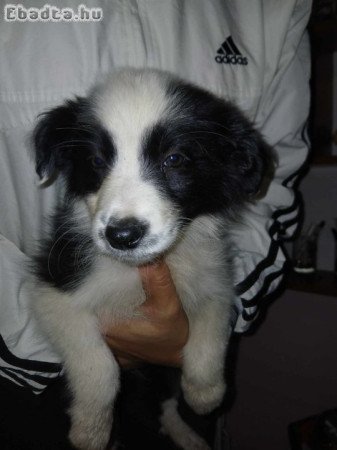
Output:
[{"xmin": 32, "ymin": 69, "xmax": 270, "ymax": 450}]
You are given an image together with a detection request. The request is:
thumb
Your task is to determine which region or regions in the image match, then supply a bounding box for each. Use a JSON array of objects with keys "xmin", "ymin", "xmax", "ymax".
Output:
[{"xmin": 138, "ymin": 260, "xmax": 179, "ymax": 309}]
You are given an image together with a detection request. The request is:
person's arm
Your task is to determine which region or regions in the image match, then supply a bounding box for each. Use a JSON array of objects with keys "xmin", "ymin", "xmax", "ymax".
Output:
[
  {"xmin": 231, "ymin": 11, "xmax": 311, "ymax": 332},
  {"xmin": 0, "ymin": 236, "xmax": 62, "ymax": 393}
]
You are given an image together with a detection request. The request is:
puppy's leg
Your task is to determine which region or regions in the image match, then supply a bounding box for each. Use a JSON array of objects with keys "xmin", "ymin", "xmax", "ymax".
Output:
[
  {"xmin": 33, "ymin": 287, "xmax": 119, "ymax": 450},
  {"xmin": 160, "ymin": 398, "xmax": 210, "ymax": 450},
  {"xmin": 181, "ymin": 301, "xmax": 230, "ymax": 415}
]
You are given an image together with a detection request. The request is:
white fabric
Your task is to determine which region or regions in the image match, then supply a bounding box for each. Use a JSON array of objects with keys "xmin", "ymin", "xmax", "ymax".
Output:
[{"xmin": 0, "ymin": 0, "xmax": 312, "ymax": 391}]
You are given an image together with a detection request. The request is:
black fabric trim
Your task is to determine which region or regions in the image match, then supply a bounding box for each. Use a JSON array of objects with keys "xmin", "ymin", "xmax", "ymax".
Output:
[
  {"xmin": 0, "ymin": 335, "xmax": 61, "ymax": 373},
  {"xmin": 277, "ymin": 208, "xmax": 301, "ymax": 240},
  {"xmin": 240, "ymin": 270, "xmax": 285, "ymax": 323},
  {"xmin": 282, "ymin": 142, "xmax": 310, "ymax": 189},
  {"xmin": 235, "ymin": 239, "xmax": 280, "ymax": 295},
  {"xmin": 272, "ymin": 195, "xmax": 298, "ymax": 221},
  {"xmin": 269, "ymin": 220, "xmax": 281, "ymax": 237},
  {"xmin": 282, "ymin": 166, "xmax": 303, "ymax": 187},
  {"xmin": 233, "ymin": 133, "xmax": 307, "ymax": 310},
  {"xmin": 279, "ymin": 212, "xmax": 301, "ymax": 231},
  {"xmin": 241, "ymin": 265, "xmax": 286, "ymax": 310},
  {"xmin": 0, "ymin": 366, "xmax": 39, "ymax": 391},
  {"xmin": 235, "ymin": 194, "xmax": 299, "ymax": 298},
  {"xmin": 2, "ymin": 365, "xmax": 55, "ymax": 385},
  {"xmin": 241, "ymin": 306, "xmax": 259, "ymax": 322},
  {"xmin": 240, "ymin": 264, "xmax": 286, "ymax": 322}
]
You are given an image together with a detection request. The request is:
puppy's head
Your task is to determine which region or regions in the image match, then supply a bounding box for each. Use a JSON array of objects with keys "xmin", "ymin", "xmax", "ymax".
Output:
[{"xmin": 34, "ymin": 69, "xmax": 272, "ymax": 264}]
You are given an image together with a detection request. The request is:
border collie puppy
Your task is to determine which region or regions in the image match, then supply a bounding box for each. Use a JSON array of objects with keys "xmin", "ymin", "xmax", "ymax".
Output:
[{"xmin": 32, "ymin": 69, "xmax": 270, "ymax": 450}]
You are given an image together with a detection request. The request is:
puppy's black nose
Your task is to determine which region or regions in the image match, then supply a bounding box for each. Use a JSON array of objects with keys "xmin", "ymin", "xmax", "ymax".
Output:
[{"xmin": 105, "ymin": 218, "xmax": 147, "ymax": 250}]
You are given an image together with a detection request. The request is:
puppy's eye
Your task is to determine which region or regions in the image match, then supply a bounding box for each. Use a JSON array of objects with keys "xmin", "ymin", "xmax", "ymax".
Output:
[
  {"xmin": 163, "ymin": 153, "xmax": 185, "ymax": 168},
  {"xmin": 90, "ymin": 156, "xmax": 106, "ymax": 169}
]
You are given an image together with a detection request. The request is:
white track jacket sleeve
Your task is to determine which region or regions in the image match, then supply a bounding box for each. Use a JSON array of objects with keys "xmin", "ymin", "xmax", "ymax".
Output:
[
  {"xmin": 227, "ymin": 1, "xmax": 312, "ymax": 331},
  {"xmin": 0, "ymin": 0, "xmax": 312, "ymax": 391}
]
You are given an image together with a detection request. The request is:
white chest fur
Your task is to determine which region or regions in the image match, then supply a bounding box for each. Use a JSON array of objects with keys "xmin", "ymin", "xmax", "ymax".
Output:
[{"xmin": 69, "ymin": 215, "xmax": 233, "ymax": 322}]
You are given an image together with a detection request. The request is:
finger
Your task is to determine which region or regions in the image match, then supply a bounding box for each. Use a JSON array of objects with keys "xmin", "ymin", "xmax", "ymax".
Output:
[
  {"xmin": 104, "ymin": 333, "xmax": 144, "ymax": 362},
  {"xmin": 114, "ymin": 352, "xmax": 141, "ymax": 369},
  {"xmin": 138, "ymin": 260, "xmax": 179, "ymax": 308},
  {"xmin": 116, "ymin": 356, "xmax": 136, "ymax": 368}
]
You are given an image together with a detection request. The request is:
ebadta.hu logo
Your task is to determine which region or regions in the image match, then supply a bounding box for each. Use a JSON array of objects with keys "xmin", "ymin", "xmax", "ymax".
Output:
[{"xmin": 215, "ymin": 36, "xmax": 248, "ymax": 65}]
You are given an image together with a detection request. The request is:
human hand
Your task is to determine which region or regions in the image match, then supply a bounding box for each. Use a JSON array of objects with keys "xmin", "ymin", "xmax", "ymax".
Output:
[{"xmin": 102, "ymin": 260, "xmax": 189, "ymax": 368}]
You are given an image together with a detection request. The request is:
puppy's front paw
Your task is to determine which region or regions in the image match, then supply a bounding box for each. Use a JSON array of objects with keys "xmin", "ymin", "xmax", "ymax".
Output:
[
  {"xmin": 181, "ymin": 377, "xmax": 226, "ymax": 415},
  {"xmin": 160, "ymin": 398, "xmax": 211, "ymax": 450},
  {"xmin": 69, "ymin": 405, "xmax": 112, "ymax": 450}
]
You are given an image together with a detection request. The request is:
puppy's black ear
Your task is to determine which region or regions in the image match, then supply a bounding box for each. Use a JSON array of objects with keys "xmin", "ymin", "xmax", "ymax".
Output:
[
  {"xmin": 213, "ymin": 100, "xmax": 275, "ymax": 200},
  {"xmin": 231, "ymin": 130, "xmax": 275, "ymax": 198},
  {"xmin": 33, "ymin": 97, "xmax": 88, "ymax": 181}
]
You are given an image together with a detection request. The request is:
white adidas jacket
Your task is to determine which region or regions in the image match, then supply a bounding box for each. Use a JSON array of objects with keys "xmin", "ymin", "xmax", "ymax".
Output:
[{"xmin": 0, "ymin": 0, "xmax": 312, "ymax": 392}]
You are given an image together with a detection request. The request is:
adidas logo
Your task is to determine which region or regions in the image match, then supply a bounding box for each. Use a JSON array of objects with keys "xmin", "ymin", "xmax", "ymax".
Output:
[{"xmin": 215, "ymin": 36, "xmax": 248, "ymax": 65}]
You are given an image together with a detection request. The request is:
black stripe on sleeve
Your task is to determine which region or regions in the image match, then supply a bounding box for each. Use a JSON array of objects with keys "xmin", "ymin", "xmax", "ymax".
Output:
[
  {"xmin": 235, "ymin": 239, "xmax": 280, "ymax": 295},
  {"xmin": 235, "ymin": 194, "xmax": 299, "ymax": 298},
  {"xmin": 0, "ymin": 367, "xmax": 39, "ymax": 390},
  {"xmin": 240, "ymin": 267, "xmax": 286, "ymax": 323},
  {"xmin": 269, "ymin": 220, "xmax": 281, "ymax": 238},
  {"xmin": 241, "ymin": 265, "xmax": 286, "ymax": 309},
  {"xmin": 282, "ymin": 150, "xmax": 310, "ymax": 188},
  {"xmin": 282, "ymin": 165, "xmax": 305, "ymax": 187},
  {"xmin": 0, "ymin": 335, "xmax": 61, "ymax": 373},
  {"xmin": 233, "ymin": 131, "xmax": 306, "ymax": 304},
  {"xmin": 279, "ymin": 211, "xmax": 301, "ymax": 232},
  {"xmin": 2, "ymin": 365, "xmax": 57, "ymax": 385},
  {"xmin": 272, "ymin": 196, "xmax": 298, "ymax": 221},
  {"xmin": 241, "ymin": 306, "xmax": 259, "ymax": 322}
]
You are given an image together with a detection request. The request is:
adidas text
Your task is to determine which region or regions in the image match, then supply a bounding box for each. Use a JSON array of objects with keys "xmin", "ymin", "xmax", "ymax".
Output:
[{"xmin": 215, "ymin": 54, "xmax": 248, "ymax": 65}]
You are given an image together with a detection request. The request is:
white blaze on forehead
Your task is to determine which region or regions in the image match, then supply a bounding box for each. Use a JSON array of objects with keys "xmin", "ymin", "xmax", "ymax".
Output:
[
  {"xmin": 93, "ymin": 69, "xmax": 170, "ymax": 144},
  {"xmin": 90, "ymin": 70, "xmax": 174, "ymax": 230}
]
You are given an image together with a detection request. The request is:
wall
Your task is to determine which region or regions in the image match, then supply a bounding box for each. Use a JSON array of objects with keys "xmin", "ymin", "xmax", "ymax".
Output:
[
  {"xmin": 333, "ymin": 52, "xmax": 337, "ymax": 155},
  {"xmin": 226, "ymin": 289, "xmax": 337, "ymax": 450},
  {"xmin": 295, "ymin": 165, "xmax": 337, "ymax": 271}
]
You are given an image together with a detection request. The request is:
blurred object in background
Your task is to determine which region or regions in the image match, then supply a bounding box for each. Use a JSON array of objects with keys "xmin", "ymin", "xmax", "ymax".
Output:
[
  {"xmin": 289, "ymin": 408, "xmax": 337, "ymax": 450},
  {"xmin": 309, "ymin": 0, "xmax": 337, "ymax": 160},
  {"xmin": 293, "ymin": 221, "xmax": 325, "ymax": 273},
  {"xmin": 332, "ymin": 220, "xmax": 337, "ymax": 272},
  {"xmin": 311, "ymin": 0, "xmax": 337, "ymax": 21}
]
